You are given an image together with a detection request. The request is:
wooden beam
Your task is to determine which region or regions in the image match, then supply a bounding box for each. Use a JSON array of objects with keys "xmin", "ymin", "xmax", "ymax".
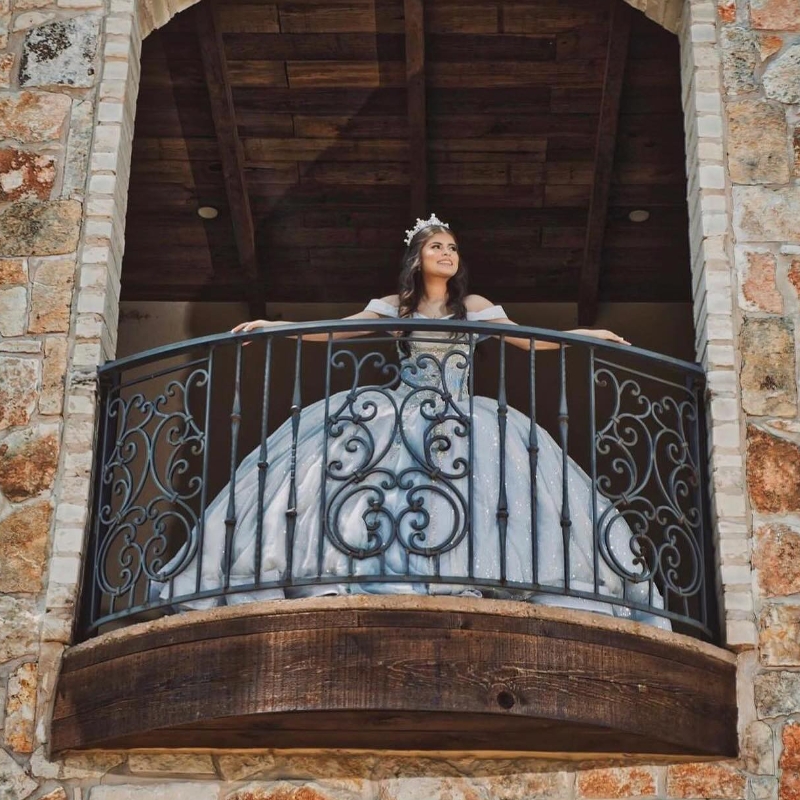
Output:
[
  {"xmin": 578, "ymin": 0, "xmax": 632, "ymax": 325},
  {"xmin": 195, "ymin": 0, "xmax": 260, "ymax": 292},
  {"xmin": 404, "ymin": 0, "xmax": 427, "ymax": 219},
  {"xmin": 52, "ymin": 601, "xmax": 737, "ymax": 756}
]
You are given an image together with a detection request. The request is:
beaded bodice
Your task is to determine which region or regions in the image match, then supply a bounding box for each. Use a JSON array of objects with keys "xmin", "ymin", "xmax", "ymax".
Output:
[
  {"xmin": 398, "ymin": 335, "xmax": 471, "ymax": 401},
  {"xmin": 363, "ymin": 298, "xmax": 507, "ymax": 404}
]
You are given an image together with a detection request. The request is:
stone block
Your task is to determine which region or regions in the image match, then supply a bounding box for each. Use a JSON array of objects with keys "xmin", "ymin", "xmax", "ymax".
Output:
[
  {"xmin": 738, "ymin": 251, "xmax": 783, "ymax": 313},
  {"xmin": 127, "ymin": 754, "xmax": 217, "ymax": 775},
  {"xmin": 727, "ymin": 100, "xmax": 789, "ymax": 184},
  {"xmin": 19, "ymin": 14, "xmax": 100, "ymax": 88},
  {"xmin": 0, "ymin": 428, "xmax": 59, "ymax": 501},
  {"xmin": 0, "ymin": 90, "xmax": 71, "ymax": 142},
  {"xmin": 666, "ymin": 764, "xmax": 746, "ymax": 799},
  {"xmin": 751, "ymin": 777, "xmax": 779, "ymax": 800},
  {"xmin": 39, "ymin": 790, "xmax": 67, "ymax": 800},
  {"xmin": 0, "ymin": 259, "xmax": 27, "ymax": 286},
  {"xmin": 720, "ymin": 26, "xmax": 759, "ymax": 94},
  {"xmin": 764, "ymin": 44, "xmax": 800, "ymax": 103},
  {"xmin": 760, "ymin": 34, "xmax": 784, "ymax": 60},
  {"xmin": 89, "ymin": 785, "xmax": 220, "ymax": 800},
  {"xmin": 733, "ymin": 186, "xmax": 800, "ymax": 242},
  {"xmin": 0, "ymin": 747, "xmax": 37, "ymax": 800},
  {"xmin": 4, "ymin": 661, "xmax": 37, "ymax": 753},
  {"xmin": 226, "ymin": 784, "xmax": 362, "ymax": 800},
  {"xmin": 740, "ymin": 318, "xmax": 797, "ymax": 416},
  {"xmin": 748, "ymin": 427, "xmax": 800, "ymax": 512},
  {"xmin": 29, "ymin": 257, "xmax": 75, "ymax": 333},
  {"xmin": 0, "ymin": 501, "xmax": 51, "ymax": 592},
  {"xmin": 0, "ymin": 356, "xmax": 39, "ymax": 430},
  {"xmin": 0, "ymin": 148, "xmax": 56, "ymax": 202},
  {"xmin": 780, "ymin": 722, "xmax": 800, "ymax": 799},
  {"xmin": 40, "ymin": 336, "xmax": 68, "ymax": 415},
  {"xmin": 743, "ymin": 719, "xmax": 775, "ymax": 774},
  {"xmin": 753, "ymin": 524, "xmax": 800, "ymax": 596},
  {"xmin": 0, "ymin": 201, "xmax": 81, "ymax": 257},
  {"xmin": 576, "ymin": 767, "xmax": 657, "ymax": 797},
  {"xmin": 718, "ymin": 0, "xmax": 735, "ymax": 22},
  {"xmin": 760, "ymin": 604, "xmax": 800, "ymax": 665},
  {"xmin": 751, "ymin": 0, "xmax": 800, "ymax": 29},
  {"xmin": 63, "ymin": 97, "xmax": 94, "ymax": 197},
  {"xmin": 0, "ymin": 286, "xmax": 28, "ymax": 336},
  {"xmin": 755, "ymin": 671, "xmax": 800, "ymax": 717},
  {"xmin": 0, "ymin": 594, "xmax": 39, "ymax": 664},
  {"xmin": 0, "ymin": 52, "xmax": 13, "ymax": 87},
  {"xmin": 217, "ymin": 755, "xmax": 277, "ymax": 782}
]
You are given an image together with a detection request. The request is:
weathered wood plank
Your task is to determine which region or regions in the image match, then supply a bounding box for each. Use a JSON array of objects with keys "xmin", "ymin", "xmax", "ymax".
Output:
[
  {"xmin": 217, "ymin": 3, "xmax": 279, "ymax": 32},
  {"xmin": 233, "ymin": 87, "xmax": 406, "ymax": 115},
  {"xmin": 579, "ymin": 0, "xmax": 633, "ymax": 324},
  {"xmin": 426, "ymin": 4, "xmax": 498, "ymax": 33},
  {"xmin": 53, "ymin": 605, "xmax": 737, "ymax": 756},
  {"xmin": 299, "ymin": 160, "xmax": 409, "ymax": 184},
  {"xmin": 293, "ymin": 114, "xmax": 408, "ymax": 138},
  {"xmin": 225, "ymin": 32, "xmax": 404, "ymax": 61},
  {"xmin": 226, "ymin": 60, "xmax": 288, "ymax": 87},
  {"xmin": 243, "ymin": 137, "xmax": 408, "ymax": 162},
  {"xmin": 428, "ymin": 60, "xmax": 603, "ymax": 89},
  {"xmin": 286, "ymin": 61, "xmax": 406, "ymax": 88}
]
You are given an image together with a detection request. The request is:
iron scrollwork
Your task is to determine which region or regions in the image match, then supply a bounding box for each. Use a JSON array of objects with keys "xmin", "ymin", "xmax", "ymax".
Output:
[
  {"xmin": 96, "ymin": 366, "xmax": 209, "ymax": 606},
  {"xmin": 323, "ymin": 344, "xmax": 471, "ymax": 564},
  {"xmin": 593, "ymin": 362, "xmax": 704, "ymax": 608}
]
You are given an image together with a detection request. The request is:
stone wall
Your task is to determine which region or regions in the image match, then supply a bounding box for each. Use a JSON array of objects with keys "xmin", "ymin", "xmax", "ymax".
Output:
[{"xmin": 0, "ymin": 0, "xmax": 799, "ymax": 798}]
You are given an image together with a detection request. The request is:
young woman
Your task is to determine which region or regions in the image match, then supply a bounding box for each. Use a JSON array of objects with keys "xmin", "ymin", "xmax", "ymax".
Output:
[{"xmin": 158, "ymin": 215, "xmax": 668, "ymax": 628}]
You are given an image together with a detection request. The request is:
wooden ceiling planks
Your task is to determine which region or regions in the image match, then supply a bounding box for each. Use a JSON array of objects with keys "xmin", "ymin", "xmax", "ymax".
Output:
[{"xmin": 121, "ymin": 0, "xmax": 691, "ymax": 305}]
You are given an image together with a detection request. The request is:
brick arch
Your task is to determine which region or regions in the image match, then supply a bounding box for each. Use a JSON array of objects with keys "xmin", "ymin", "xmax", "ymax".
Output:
[{"xmin": 136, "ymin": 0, "xmax": 683, "ymax": 38}]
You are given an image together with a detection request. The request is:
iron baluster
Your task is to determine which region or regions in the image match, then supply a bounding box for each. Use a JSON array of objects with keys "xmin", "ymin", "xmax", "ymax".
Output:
[
  {"xmin": 193, "ymin": 347, "xmax": 215, "ymax": 597},
  {"xmin": 589, "ymin": 346, "xmax": 599, "ymax": 596},
  {"xmin": 319, "ymin": 333, "xmax": 333, "ymax": 578},
  {"xmin": 223, "ymin": 342, "xmax": 243, "ymax": 590},
  {"xmin": 468, "ymin": 332, "xmax": 475, "ymax": 579},
  {"xmin": 558, "ymin": 343, "xmax": 572, "ymax": 591},
  {"xmin": 528, "ymin": 337, "xmax": 538, "ymax": 587},
  {"xmin": 285, "ymin": 337, "xmax": 303, "ymax": 582},
  {"xmin": 255, "ymin": 337, "xmax": 273, "ymax": 587},
  {"xmin": 496, "ymin": 336, "xmax": 509, "ymax": 583}
]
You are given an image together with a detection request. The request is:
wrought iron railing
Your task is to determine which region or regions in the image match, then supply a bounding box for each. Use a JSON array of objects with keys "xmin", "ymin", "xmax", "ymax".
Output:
[{"xmin": 77, "ymin": 320, "xmax": 715, "ymax": 641}]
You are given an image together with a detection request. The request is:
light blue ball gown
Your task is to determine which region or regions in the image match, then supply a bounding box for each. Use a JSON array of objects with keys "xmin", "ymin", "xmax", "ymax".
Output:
[{"xmin": 157, "ymin": 299, "xmax": 669, "ymax": 630}]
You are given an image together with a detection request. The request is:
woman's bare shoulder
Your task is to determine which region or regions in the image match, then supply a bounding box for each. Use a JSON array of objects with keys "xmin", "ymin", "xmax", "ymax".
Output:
[{"xmin": 464, "ymin": 294, "xmax": 494, "ymax": 311}]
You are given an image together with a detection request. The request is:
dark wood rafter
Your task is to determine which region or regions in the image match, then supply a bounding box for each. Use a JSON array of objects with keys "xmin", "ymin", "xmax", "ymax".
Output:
[
  {"xmin": 195, "ymin": 0, "xmax": 263, "ymax": 313},
  {"xmin": 578, "ymin": 0, "xmax": 633, "ymax": 325},
  {"xmin": 404, "ymin": 0, "xmax": 427, "ymax": 219}
]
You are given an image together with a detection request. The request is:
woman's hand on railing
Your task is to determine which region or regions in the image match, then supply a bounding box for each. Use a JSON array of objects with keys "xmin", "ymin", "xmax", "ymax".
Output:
[
  {"xmin": 231, "ymin": 319, "xmax": 286, "ymax": 345},
  {"xmin": 569, "ymin": 328, "xmax": 631, "ymax": 346}
]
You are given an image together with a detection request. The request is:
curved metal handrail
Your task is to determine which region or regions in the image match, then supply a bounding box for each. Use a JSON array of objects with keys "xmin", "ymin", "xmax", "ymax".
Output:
[{"xmin": 79, "ymin": 320, "xmax": 714, "ymax": 642}]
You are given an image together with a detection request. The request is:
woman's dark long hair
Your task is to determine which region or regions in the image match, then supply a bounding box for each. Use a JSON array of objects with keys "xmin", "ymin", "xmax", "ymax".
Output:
[{"xmin": 397, "ymin": 225, "xmax": 468, "ymax": 355}]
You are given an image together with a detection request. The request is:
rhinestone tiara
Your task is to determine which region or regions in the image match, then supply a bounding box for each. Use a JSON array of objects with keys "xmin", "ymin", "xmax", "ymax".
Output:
[{"xmin": 404, "ymin": 213, "xmax": 450, "ymax": 246}]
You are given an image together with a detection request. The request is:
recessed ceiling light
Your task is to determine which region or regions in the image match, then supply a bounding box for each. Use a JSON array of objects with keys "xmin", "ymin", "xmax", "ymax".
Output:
[
  {"xmin": 197, "ymin": 206, "xmax": 219, "ymax": 220},
  {"xmin": 628, "ymin": 209, "xmax": 650, "ymax": 223}
]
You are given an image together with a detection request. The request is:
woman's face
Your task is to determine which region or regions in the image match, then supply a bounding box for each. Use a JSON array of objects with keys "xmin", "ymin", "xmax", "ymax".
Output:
[{"xmin": 419, "ymin": 231, "xmax": 459, "ymax": 279}]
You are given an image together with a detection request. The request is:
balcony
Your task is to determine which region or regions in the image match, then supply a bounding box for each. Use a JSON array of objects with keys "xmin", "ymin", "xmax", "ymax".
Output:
[{"xmin": 53, "ymin": 320, "xmax": 736, "ymax": 757}]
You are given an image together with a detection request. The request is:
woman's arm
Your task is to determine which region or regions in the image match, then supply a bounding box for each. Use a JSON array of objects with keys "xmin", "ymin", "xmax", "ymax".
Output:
[
  {"xmin": 231, "ymin": 295, "xmax": 400, "ymax": 342},
  {"xmin": 464, "ymin": 295, "xmax": 630, "ymax": 351}
]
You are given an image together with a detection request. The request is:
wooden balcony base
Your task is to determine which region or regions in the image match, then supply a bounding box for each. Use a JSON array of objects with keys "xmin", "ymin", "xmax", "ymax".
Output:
[{"xmin": 52, "ymin": 596, "xmax": 737, "ymax": 757}]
